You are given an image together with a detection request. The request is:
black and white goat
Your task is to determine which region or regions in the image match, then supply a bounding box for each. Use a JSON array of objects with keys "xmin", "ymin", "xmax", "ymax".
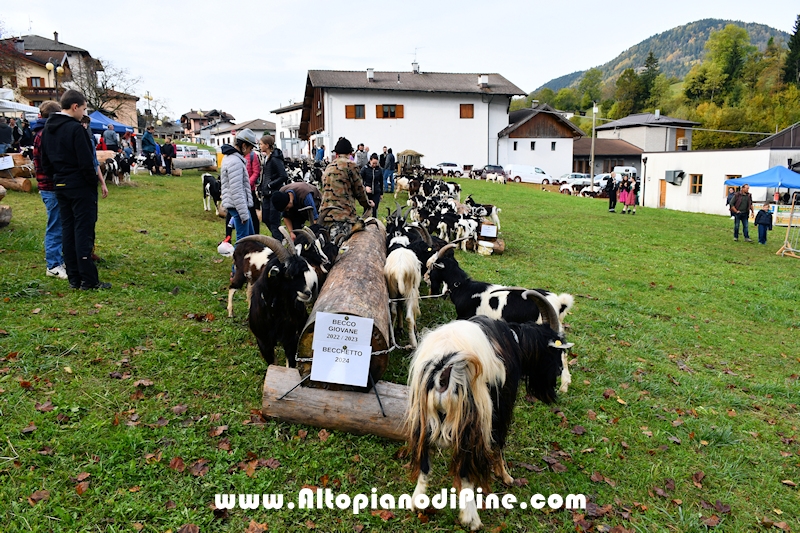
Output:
[
  {"xmin": 464, "ymin": 195, "xmax": 501, "ymax": 231},
  {"xmin": 248, "ymin": 231, "xmax": 319, "ymax": 367},
  {"xmin": 406, "ymin": 293, "xmax": 571, "ymax": 531},
  {"xmin": 101, "ymin": 153, "xmax": 132, "ymax": 186},
  {"xmin": 202, "ymin": 173, "xmax": 222, "ymax": 215},
  {"xmin": 426, "ymin": 243, "xmax": 575, "ymax": 393}
]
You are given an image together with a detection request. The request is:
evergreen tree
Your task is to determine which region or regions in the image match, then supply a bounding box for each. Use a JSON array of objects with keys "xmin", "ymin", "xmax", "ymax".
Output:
[
  {"xmin": 640, "ymin": 51, "xmax": 660, "ymax": 101},
  {"xmin": 784, "ymin": 14, "xmax": 800, "ymax": 85}
]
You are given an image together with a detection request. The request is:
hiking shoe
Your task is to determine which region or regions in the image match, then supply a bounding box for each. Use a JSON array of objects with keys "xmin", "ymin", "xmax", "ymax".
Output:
[
  {"xmin": 80, "ymin": 281, "xmax": 112, "ymax": 290},
  {"xmin": 46, "ymin": 265, "xmax": 68, "ymax": 279},
  {"xmin": 745, "ymin": 238, "xmax": 753, "ymax": 242},
  {"xmin": 734, "ymin": 238, "xmax": 738, "ymax": 241}
]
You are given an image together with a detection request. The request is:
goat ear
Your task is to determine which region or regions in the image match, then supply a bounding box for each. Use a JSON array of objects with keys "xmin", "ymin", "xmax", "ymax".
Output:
[{"xmin": 434, "ymin": 262, "xmax": 445, "ymax": 269}]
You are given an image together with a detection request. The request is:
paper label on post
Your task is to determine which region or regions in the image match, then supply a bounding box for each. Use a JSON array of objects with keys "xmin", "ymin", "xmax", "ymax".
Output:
[
  {"xmin": 310, "ymin": 313, "xmax": 374, "ymax": 387},
  {"xmin": 480, "ymin": 224, "xmax": 497, "ymax": 238}
]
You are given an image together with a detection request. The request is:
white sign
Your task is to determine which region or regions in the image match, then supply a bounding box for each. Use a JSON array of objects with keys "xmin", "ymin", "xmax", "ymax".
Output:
[
  {"xmin": 480, "ymin": 224, "xmax": 497, "ymax": 238},
  {"xmin": 310, "ymin": 312, "xmax": 374, "ymax": 387}
]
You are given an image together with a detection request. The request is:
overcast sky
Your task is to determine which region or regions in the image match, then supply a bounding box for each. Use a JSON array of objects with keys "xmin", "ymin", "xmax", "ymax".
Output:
[{"xmin": 3, "ymin": 1, "xmax": 798, "ymax": 125}]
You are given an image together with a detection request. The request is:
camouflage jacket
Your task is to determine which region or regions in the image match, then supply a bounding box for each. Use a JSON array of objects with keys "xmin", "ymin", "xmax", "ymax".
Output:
[{"xmin": 318, "ymin": 157, "xmax": 370, "ymax": 223}]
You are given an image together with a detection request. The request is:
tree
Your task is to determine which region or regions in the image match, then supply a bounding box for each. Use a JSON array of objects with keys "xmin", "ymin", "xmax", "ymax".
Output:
[
  {"xmin": 67, "ymin": 58, "xmax": 141, "ymax": 119},
  {"xmin": 705, "ymin": 24, "xmax": 756, "ymax": 94},
  {"xmin": 0, "ymin": 21, "xmax": 24, "ymax": 82},
  {"xmin": 784, "ymin": 14, "xmax": 800, "ymax": 85},
  {"xmin": 553, "ymin": 87, "xmax": 579, "ymax": 111},
  {"xmin": 639, "ymin": 51, "xmax": 660, "ymax": 101},
  {"xmin": 578, "ymin": 68, "xmax": 602, "ymax": 109},
  {"xmin": 612, "ymin": 68, "xmax": 645, "ymax": 118}
]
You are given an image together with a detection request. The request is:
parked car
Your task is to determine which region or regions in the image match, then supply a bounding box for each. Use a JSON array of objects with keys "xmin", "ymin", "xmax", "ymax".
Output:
[
  {"xmin": 474, "ymin": 164, "xmax": 507, "ymax": 179},
  {"xmin": 506, "ymin": 164, "xmax": 554, "ymax": 184},
  {"xmin": 559, "ymin": 172, "xmax": 589, "ymax": 185},
  {"xmin": 435, "ymin": 162, "xmax": 464, "ymax": 177},
  {"xmin": 197, "ymin": 149, "xmax": 213, "ymax": 160},
  {"xmin": 175, "ymin": 145, "xmax": 198, "ymax": 158},
  {"xmin": 559, "ymin": 177, "xmax": 594, "ymax": 195}
]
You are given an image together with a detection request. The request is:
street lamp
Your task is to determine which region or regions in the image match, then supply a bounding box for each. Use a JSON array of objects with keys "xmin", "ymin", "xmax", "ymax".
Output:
[
  {"xmin": 589, "ymin": 103, "xmax": 598, "ymax": 192},
  {"xmin": 45, "ymin": 58, "xmax": 64, "ymax": 100},
  {"xmin": 641, "ymin": 156, "xmax": 648, "ymax": 208}
]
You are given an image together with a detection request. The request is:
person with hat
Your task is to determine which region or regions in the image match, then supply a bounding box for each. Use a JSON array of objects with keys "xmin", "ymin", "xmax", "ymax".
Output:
[
  {"xmin": 271, "ymin": 182, "xmax": 322, "ymax": 239},
  {"xmin": 220, "ymin": 128, "xmax": 257, "ymax": 243},
  {"xmin": 318, "ymin": 137, "xmax": 374, "ymax": 241},
  {"xmin": 258, "ymin": 134, "xmax": 290, "ymax": 239}
]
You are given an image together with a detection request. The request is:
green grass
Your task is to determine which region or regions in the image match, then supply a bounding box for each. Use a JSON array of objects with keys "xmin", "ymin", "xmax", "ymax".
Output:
[{"xmin": 1, "ymin": 174, "xmax": 798, "ymax": 532}]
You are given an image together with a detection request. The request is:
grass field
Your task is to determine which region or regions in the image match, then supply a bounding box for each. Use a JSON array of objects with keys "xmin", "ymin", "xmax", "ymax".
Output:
[{"xmin": 1, "ymin": 171, "xmax": 798, "ymax": 532}]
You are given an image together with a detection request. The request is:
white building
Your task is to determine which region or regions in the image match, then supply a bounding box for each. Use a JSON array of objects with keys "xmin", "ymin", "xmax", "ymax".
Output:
[
  {"xmin": 271, "ymin": 102, "xmax": 305, "ymax": 159},
  {"xmin": 203, "ymin": 118, "xmax": 276, "ymax": 149},
  {"xmin": 641, "ymin": 147, "xmax": 800, "ymax": 215},
  {"xmin": 597, "ymin": 112, "xmax": 699, "ymax": 152},
  {"xmin": 497, "ymin": 104, "xmax": 585, "ymax": 178},
  {"xmin": 299, "ymin": 67, "xmax": 525, "ymax": 168}
]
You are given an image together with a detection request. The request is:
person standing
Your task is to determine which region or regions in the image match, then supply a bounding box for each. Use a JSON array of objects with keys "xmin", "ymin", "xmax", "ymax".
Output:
[
  {"xmin": 141, "ymin": 125, "xmax": 157, "ymax": 173},
  {"xmin": 258, "ymin": 134, "xmax": 290, "ymax": 239},
  {"xmin": 102, "ymin": 124, "xmax": 120, "ymax": 152},
  {"xmin": 20, "ymin": 120, "xmax": 33, "ymax": 147},
  {"xmin": 383, "ymin": 147, "xmax": 396, "ymax": 193},
  {"xmin": 9, "ymin": 118, "xmax": 22, "ymax": 151},
  {"xmin": 605, "ymin": 171, "xmax": 618, "ymax": 212},
  {"xmin": 379, "ymin": 146, "xmax": 387, "ymax": 169},
  {"xmin": 318, "ymin": 137, "xmax": 374, "ymax": 242},
  {"xmin": 354, "ymin": 143, "xmax": 368, "ymax": 169},
  {"xmin": 161, "ymin": 136, "xmax": 175, "ymax": 175},
  {"xmin": 619, "ymin": 176, "xmax": 632, "ymax": 214},
  {"xmin": 33, "ymin": 101, "xmax": 66, "ymax": 279},
  {"xmin": 315, "ymin": 144, "xmax": 325, "ymax": 162},
  {"xmin": 730, "ymin": 184, "xmax": 754, "ymax": 242},
  {"xmin": 360, "ymin": 153, "xmax": 383, "ymax": 215},
  {"xmin": 42, "ymin": 89, "xmax": 110, "ymax": 290},
  {"xmin": 754, "ymin": 203, "xmax": 773, "ymax": 245},
  {"xmin": 0, "ymin": 117, "xmax": 12, "ymax": 153},
  {"xmin": 220, "ymin": 129, "xmax": 257, "ymax": 243},
  {"xmin": 245, "ymin": 144, "xmax": 261, "ymax": 234}
]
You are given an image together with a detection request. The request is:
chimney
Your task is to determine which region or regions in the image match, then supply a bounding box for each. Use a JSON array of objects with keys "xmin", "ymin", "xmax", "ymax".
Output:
[
  {"xmin": 54, "ymin": 31, "xmax": 59, "ymax": 44},
  {"xmin": 366, "ymin": 68, "xmax": 374, "ymax": 82},
  {"xmin": 14, "ymin": 38, "xmax": 24, "ymax": 53},
  {"xmin": 531, "ymin": 99, "xmax": 539, "ymax": 109},
  {"xmin": 478, "ymin": 74, "xmax": 489, "ymax": 88},
  {"xmin": 412, "ymin": 61, "xmax": 419, "ymax": 74},
  {"xmin": 654, "ymin": 109, "xmax": 661, "ymax": 119}
]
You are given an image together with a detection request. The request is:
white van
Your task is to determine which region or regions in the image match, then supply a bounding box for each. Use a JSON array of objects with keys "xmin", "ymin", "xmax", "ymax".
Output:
[
  {"xmin": 175, "ymin": 145, "xmax": 198, "ymax": 158},
  {"xmin": 613, "ymin": 166, "xmax": 638, "ymax": 179},
  {"xmin": 506, "ymin": 164, "xmax": 554, "ymax": 184}
]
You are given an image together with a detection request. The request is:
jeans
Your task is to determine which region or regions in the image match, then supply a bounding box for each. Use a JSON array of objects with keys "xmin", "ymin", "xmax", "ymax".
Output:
[
  {"xmin": 228, "ymin": 208, "xmax": 254, "ymax": 243},
  {"xmin": 758, "ymin": 224, "xmax": 768, "ymax": 244},
  {"xmin": 383, "ymin": 169, "xmax": 394, "ymax": 192},
  {"xmin": 40, "ymin": 190, "xmax": 64, "ymax": 269},
  {"xmin": 733, "ymin": 212, "xmax": 750, "ymax": 239},
  {"xmin": 57, "ymin": 187, "xmax": 99, "ymax": 288}
]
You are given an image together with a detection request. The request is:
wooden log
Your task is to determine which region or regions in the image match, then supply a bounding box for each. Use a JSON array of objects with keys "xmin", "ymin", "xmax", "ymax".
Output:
[
  {"xmin": 0, "ymin": 185, "xmax": 6, "ymax": 202},
  {"xmin": 297, "ymin": 221, "xmax": 390, "ymax": 392},
  {"xmin": 6, "ymin": 154, "xmax": 35, "ymax": 179},
  {"xmin": 492, "ymin": 238, "xmax": 506, "ymax": 255},
  {"xmin": 172, "ymin": 157, "xmax": 216, "ymax": 170},
  {"xmin": 0, "ymin": 204, "xmax": 11, "ymax": 227},
  {"xmin": 262, "ymin": 365, "xmax": 408, "ymax": 441},
  {"xmin": 0, "ymin": 174, "xmax": 32, "ymax": 192}
]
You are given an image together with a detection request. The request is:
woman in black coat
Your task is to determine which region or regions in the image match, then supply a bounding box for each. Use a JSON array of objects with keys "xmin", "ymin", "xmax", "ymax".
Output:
[
  {"xmin": 360, "ymin": 154, "xmax": 383, "ymax": 216},
  {"xmin": 258, "ymin": 135, "xmax": 289, "ymax": 239}
]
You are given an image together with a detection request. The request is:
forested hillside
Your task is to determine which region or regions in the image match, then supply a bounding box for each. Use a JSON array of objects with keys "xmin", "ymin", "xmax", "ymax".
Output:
[{"xmin": 538, "ymin": 19, "xmax": 790, "ymax": 92}]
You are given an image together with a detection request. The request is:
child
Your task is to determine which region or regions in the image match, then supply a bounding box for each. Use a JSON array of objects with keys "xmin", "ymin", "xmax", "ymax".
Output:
[{"xmin": 754, "ymin": 204, "xmax": 773, "ymax": 245}]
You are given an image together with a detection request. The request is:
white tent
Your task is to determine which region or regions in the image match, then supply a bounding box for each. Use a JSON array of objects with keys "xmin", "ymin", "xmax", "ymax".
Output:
[{"xmin": 0, "ymin": 99, "xmax": 40, "ymax": 118}]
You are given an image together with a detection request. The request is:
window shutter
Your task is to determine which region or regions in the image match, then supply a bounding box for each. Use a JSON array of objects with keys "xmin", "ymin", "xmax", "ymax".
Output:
[
  {"xmin": 27, "ymin": 77, "xmax": 33, "ymax": 87},
  {"xmin": 376, "ymin": 104, "xmax": 383, "ymax": 118},
  {"xmin": 460, "ymin": 104, "xmax": 474, "ymax": 119},
  {"xmin": 395, "ymin": 105, "xmax": 404, "ymax": 118},
  {"xmin": 345, "ymin": 105, "xmax": 355, "ymax": 119}
]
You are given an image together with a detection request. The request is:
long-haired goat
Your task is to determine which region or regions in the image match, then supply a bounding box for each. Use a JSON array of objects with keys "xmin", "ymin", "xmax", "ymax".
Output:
[
  {"xmin": 426, "ymin": 243, "xmax": 575, "ymax": 393},
  {"xmin": 406, "ymin": 293, "xmax": 571, "ymax": 531}
]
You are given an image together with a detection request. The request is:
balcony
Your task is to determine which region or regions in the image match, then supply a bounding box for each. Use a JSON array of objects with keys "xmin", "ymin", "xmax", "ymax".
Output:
[{"xmin": 20, "ymin": 87, "xmax": 63, "ymax": 100}]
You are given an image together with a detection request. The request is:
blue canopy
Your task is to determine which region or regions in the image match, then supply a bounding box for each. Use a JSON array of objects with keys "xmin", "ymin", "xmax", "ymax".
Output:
[
  {"xmin": 724, "ymin": 166, "xmax": 800, "ymax": 189},
  {"xmin": 88, "ymin": 111, "xmax": 134, "ymax": 135}
]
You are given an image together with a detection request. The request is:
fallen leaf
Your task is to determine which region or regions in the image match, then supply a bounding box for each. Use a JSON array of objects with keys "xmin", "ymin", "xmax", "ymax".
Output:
[
  {"xmin": 209, "ymin": 425, "xmax": 228, "ymax": 437},
  {"xmin": 513, "ymin": 477, "xmax": 528, "ymax": 487},
  {"xmin": 165, "ymin": 500, "xmax": 176, "ymax": 510},
  {"xmin": 714, "ymin": 500, "xmax": 731, "ymax": 514},
  {"xmin": 590, "ymin": 471, "xmax": 604, "ymax": 482},
  {"xmin": 318, "ymin": 429, "xmax": 330, "ymax": 442},
  {"xmin": 602, "ymin": 389, "xmax": 616, "ymax": 399},
  {"xmin": 171, "ymin": 404, "xmax": 188, "ymax": 415},
  {"xmin": 587, "ymin": 409, "xmax": 597, "ymax": 420},
  {"xmin": 21, "ymin": 422, "xmax": 37, "ymax": 434},
  {"xmin": 371, "ymin": 510, "xmax": 395, "ymax": 521},
  {"xmin": 297, "ymin": 429, "xmax": 308, "ymax": 439},
  {"xmin": 129, "ymin": 486, "xmax": 141, "ymax": 492},
  {"xmin": 132, "ymin": 522, "xmax": 144, "ymax": 531},
  {"xmin": 665, "ymin": 478, "xmax": 675, "ymax": 491},
  {"xmin": 306, "ymin": 520, "xmax": 316, "ymax": 529},
  {"xmin": 581, "ymin": 448, "xmax": 596, "ymax": 454},
  {"xmin": 672, "ymin": 419, "xmax": 684, "ymax": 427},
  {"xmin": 653, "ymin": 487, "xmax": 668, "ymax": 498},
  {"xmin": 616, "ymin": 397, "xmax": 627, "ymax": 405},
  {"xmin": 572, "ymin": 425, "xmax": 586, "ymax": 435},
  {"xmin": 133, "ymin": 379, "xmax": 154, "ymax": 387},
  {"xmin": 63, "ymin": 366, "xmax": 72, "ymax": 374},
  {"xmin": 774, "ymin": 521, "xmax": 791, "ymax": 531},
  {"xmin": 35, "ymin": 401, "xmax": 54, "ymax": 412},
  {"xmin": 32, "ymin": 308, "xmax": 41, "ymax": 314},
  {"xmin": 781, "ymin": 479, "xmax": 796, "ymax": 487},
  {"xmin": 169, "ymin": 457, "xmax": 185, "ymax": 472},
  {"xmin": 217, "ymin": 438, "xmax": 231, "ymax": 451},
  {"xmin": 692, "ymin": 471, "xmax": 705, "ymax": 488},
  {"xmin": 701, "ymin": 515, "xmax": 720, "ymax": 527},
  {"xmin": 176, "ymin": 525, "xmax": 199, "ymax": 533},
  {"xmin": 551, "ymin": 462, "xmax": 567, "ymax": 473},
  {"xmin": 188, "ymin": 458, "xmax": 209, "ymax": 477},
  {"xmin": 668, "ymin": 436, "xmax": 682, "ymax": 445},
  {"xmin": 245, "ymin": 520, "xmax": 268, "ymax": 533},
  {"xmin": 28, "ymin": 490, "xmax": 50, "ymax": 505}
]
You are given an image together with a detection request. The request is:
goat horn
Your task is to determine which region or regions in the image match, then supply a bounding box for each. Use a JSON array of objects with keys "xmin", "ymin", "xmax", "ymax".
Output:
[
  {"xmin": 238, "ymin": 234, "xmax": 290, "ymax": 264},
  {"xmin": 278, "ymin": 226, "xmax": 297, "ymax": 256},
  {"xmin": 426, "ymin": 242, "xmax": 458, "ymax": 269},
  {"xmin": 296, "ymin": 226, "xmax": 317, "ymax": 243},
  {"xmin": 521, "ymin": 290, "xmax": 561, "ymax": 334}
]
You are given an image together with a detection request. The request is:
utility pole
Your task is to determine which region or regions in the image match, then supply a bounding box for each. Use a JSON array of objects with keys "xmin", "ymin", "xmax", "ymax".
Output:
[{"xmin": 589, "ymin": 103, "xmax": 598, "ymax": 192}]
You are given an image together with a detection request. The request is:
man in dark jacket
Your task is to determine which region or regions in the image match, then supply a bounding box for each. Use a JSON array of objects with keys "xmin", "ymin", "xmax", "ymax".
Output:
[
  {"xmin": 141, "ymin": 125, "xmax": 157, "ymax": 172},
  {"xmin": 42, "ymin": 89, "xmax": 111, "ymax": 290},
  {"xmin": 258, "ymin": 135, "xmax": 290, "ymax": 239},
  {"xmin": 729, "ymin": 184, "xmax": 754, "ymax": 242},
  {"xmin": 360, "ymin": 154, "xmax": 384, "ymax": 215},
  {"xmin": 271, "ymin": 181, "xmax": 321, "ymax": 238},
  {"xmin": 605, "ymin": 172, "xmax": 618, "ymax": 212},
  {"xmin": 161, "ymin": 136, "xmax": 176, "ymax": 175},
  {"xmin": 383, "ymin": 148, "xmax": 396, "ymax": 193},
  {"xmin": 0, "ymin": 118, "xmax": 12, "ymax": 153}
]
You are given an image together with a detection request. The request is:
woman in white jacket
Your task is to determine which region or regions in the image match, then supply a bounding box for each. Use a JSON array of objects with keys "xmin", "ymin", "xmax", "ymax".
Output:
[{"xmin": 220, "ymin": 129, "xmax": 257, "ymax": 242}]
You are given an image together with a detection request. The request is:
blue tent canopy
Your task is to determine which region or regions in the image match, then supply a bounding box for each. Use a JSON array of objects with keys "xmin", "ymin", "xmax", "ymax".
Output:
[
  {"xmin": 724, "ymin": 166, "xmax": 800, "ymax": 189},
  {"xmin": 88, "ymin": 111, "xmax": 134, "ymax": 135}
]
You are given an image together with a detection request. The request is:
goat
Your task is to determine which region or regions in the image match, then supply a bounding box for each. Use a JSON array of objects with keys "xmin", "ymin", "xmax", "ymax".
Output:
[
  {"xmin": 464, "ymin": 195, "xmax": 501, "ymax": 231},
  {"xmin": 248, "ymin": 231, "xmax": 319, "ymax": 367},
  {"xmin": 407, "ymin": 293, "xmax": 571, "ymax": 531},
  {"xmin": 101, "ymin": 153, "xmax": 132, "ymax": 186},
  {"xmin": 203, "ymin": 173, "xmax": 222, "ymax": 215},
  {"xmin": 426, "ymin": 243, "xmax": 575, "ymax": 393},
  {"xmin": 394, "ymin": 176, "xmax": 410, "ymax": 199},
  {"xmin": 384, "ymin": 206, "xmax": 423, "ymax": 347}
]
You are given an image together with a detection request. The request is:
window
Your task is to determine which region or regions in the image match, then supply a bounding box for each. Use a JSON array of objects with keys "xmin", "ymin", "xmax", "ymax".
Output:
[
  {"xmin": 28, "ymin": 77, "xmax": 44, "ymax": 87},
  {"xmin": 460, "ymin": 104, "xmax": 474, "ymax": 119},
  {"xmin": 345, "ymin": 104, "xmax": 365, "ymax": 119},
  {"xmin": 530, "ymin": 141, "xmax": 535, "ymax": 151},
  {"xmin": 690, "ymin": 174, "xmax": 703, "ymax": 194},
  {"xmin": 551, "ymin": 141, "xmax": 556, "ymax": 151},
  {"xmin": 376, "ymin": 104, "xmax": 404, "ymax": 118},
  {"xmin": 513, "ymin": 141, "xmax": 517, "ymax": 151}
]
